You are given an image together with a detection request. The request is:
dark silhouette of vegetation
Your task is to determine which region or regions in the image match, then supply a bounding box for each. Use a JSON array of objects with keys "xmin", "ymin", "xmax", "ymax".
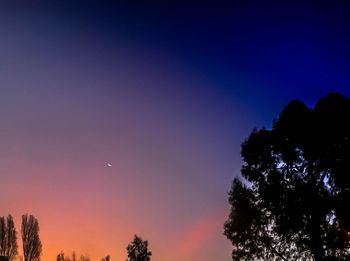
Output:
[
  {"xmin": 57, "ymin": 251, "xmax": 86, "ymax": 261},
  {"xmin": 57, "ymin": 251, "xmax": 93, "ymax": 261},
  {"xmin": 57, "ymin": 251, "xmax": 77, "ymax": 261},
  {"xmin": 224, "ymin": 93, "xmax": 350, "ymax": 260},
  {"xmin": 0, "ymin": 215, "xmax": 120, "ymax": 261},
  {"xmin": 21, "ymin": 215, "xmax": 42, "ymax": 261},
  {"xmin": 0, "ymin": 215, "xmax": 18, "ymax": 261},
  {"xmin": 101, "ymin": 255, "xmax": 110, "ymax": 261},
  {"xmin": 126, "ymin": 235, "xmax": 151, "ymax": 261},
  {"xmin": 57, "ymin": 252, "xmax": 68, "ymax": 261}
]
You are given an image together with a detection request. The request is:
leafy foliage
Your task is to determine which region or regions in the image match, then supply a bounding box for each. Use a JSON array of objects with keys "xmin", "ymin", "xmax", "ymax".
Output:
[
  {"xmin": 224, "ymin": 93, "xmax": 350, "ymax": 260},
  {"xmin": 126, "ymin": 235, "xmax": 152, "ymax": 261}
]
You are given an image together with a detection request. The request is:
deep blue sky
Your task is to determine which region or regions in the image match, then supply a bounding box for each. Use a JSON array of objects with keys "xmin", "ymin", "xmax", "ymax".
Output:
[
  {"xmin": 4, "ymin": 1, "xmax": 350, "ymax": 107},
  {"xmin": 102, "ymin": 1, "xmax": 344, "ymax": 118}
]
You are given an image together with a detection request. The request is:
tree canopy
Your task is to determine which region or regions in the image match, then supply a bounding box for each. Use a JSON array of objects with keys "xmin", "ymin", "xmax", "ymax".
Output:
[
  {"xmin": 21, "ymin": 214, "xmax": 42, "ymax": 261},
  {"xmin": 126, "ymin": 235, "xmax": 151, "ymax": 261},
  {"xmin": 0, "ymin": 215, "xmax": 18, "ymax": 261},
  {"xmin": 224, "ymin": 93, "xmax": 350, "ymax": 260}
]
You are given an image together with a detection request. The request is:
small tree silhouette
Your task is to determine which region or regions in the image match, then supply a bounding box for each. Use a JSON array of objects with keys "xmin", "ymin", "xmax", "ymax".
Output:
[
  {"xmin": 57, "ymin": 251, "xmax": 73, "ymax": 261},
  {"xmin": 21, "ymin": 215, "xmax": 42, "ymax": 261},
  {"xmin": 126, "ymin": 235, "xmax": 151, "ymax": 261},
  {"xmin": 0, "ymin": 215, "xmax": 18, "ymax": 261},
  {"xmin": 57, "ymin": 251, "xmax": 81, "ymax": 261},
  {"xmin": 101, "ymin": 255, "xmax": 110, "ymax": 261},
  {"xmin": 57, "ymin": 252, "xmax": 66, "ymax": 261}
]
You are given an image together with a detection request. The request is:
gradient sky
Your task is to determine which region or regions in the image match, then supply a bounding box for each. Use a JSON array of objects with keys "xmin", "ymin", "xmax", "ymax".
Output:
[{"xmin": 1, "ymin": 1, "xmax": 350, "ymax": 261}]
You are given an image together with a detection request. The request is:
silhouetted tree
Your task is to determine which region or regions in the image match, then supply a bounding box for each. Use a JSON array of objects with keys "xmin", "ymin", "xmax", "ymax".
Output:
[
  {"xmin": 21, "ymin": 215, "xmax": 42, "ymax": 261},
  {"xmin": 101, "ymin": 255, "xmax": 110, "ymax": 261},
  {"xmin": 57, "ymin": 252, "xmax": 65, "ymax": 261},
  {"xmin": 56, "ymin": 251, "xmax": 78, "ymax": 261},
  {"xmin": 224, "ymin": 93, "xmax": 350, "ymax": 261},
  {"xmin": 57, "ymin": 252, "xmax": 72, "ymax": 261},
  {"xmin": 126, "ymin": 235, "xmax": 151, "ymax": 261},
  {"xmin": 0, "ymin": 215, "xmax": 18, "ymax": 261}
]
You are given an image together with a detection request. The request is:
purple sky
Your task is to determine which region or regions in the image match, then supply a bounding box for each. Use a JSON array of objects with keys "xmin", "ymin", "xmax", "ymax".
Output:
[{"xmin": 1, "ymin": 1, "xmax": 350, "ymax": 261}]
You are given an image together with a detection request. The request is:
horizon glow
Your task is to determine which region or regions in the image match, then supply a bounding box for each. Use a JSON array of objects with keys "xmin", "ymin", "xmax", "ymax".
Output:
[{"xmin": 1, "ymin": 2, "xmax": 350, "ymax": 261}]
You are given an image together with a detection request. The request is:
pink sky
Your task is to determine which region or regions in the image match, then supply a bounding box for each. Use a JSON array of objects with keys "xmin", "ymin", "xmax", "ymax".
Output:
[{"xmin": 0, "ymin": 4, "xmax": 265, "ymax": 260}]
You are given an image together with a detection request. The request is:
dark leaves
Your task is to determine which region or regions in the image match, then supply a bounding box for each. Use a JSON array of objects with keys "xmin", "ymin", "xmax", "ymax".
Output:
[
  {"xmin": 126, "ymin": 235, "xmax": 152, "ymax": 261},
  {"xmin": 225, "ymin": 93, "xmax": 350, "ymax": 260}
]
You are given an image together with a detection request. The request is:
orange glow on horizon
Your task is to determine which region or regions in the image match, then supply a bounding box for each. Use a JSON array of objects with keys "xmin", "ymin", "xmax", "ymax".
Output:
[{"xmin": 7, "ymin": 209, "xmax": 229, "ymax": 261}]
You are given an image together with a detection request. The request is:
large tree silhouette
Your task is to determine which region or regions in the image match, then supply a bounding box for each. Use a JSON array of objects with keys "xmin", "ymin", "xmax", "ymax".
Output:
[
  {"xmin": 0, "ymin": 215, "xmax": 18, "ymax": 261},
  {"xmin": 21, "ymin": 215, "xmax": 42, "ymax": 261},
  {"xmin": 126, "ymin": 235, "xmax": 151, "ymax": 261},
  {"xmin": 224, "ymin": 93, "xmax": 350, "ymax": 261}
]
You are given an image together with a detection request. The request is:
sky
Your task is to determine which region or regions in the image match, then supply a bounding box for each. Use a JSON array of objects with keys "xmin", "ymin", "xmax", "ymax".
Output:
[{"xmin": 1, "ymin": 1, "xmax": 350, "ymax": 261}]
